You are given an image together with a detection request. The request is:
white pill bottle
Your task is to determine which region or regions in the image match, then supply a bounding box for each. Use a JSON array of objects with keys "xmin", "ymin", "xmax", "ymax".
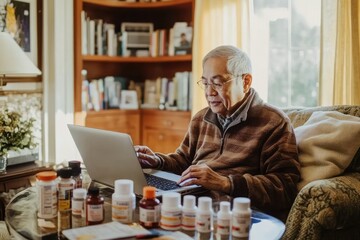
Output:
[
  {"xmin": 36, "ymin": 171, "xmax": 58, "ymax": 219},
  {"xmin": 112, "ymin": 179, "xmax": 136, "ymax": 223},
  {"xmin": 232, "ymin": 197, "xmax": 252, "ymax": 238}
]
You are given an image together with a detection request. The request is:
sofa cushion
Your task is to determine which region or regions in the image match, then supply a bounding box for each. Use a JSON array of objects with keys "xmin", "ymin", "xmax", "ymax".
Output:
[
  {"xmin": 283, "ymin": 105, "xmax": 360, "ymax": 128},
  {"xmin": 295, "ymin": 111, "xmax": 360, "ymax": 190}
]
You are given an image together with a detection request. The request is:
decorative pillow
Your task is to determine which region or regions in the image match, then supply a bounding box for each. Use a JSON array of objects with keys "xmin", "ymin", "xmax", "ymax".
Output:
[{"xmin": 295, "ymin": 111, "xmax": 360, "ymax": 190}]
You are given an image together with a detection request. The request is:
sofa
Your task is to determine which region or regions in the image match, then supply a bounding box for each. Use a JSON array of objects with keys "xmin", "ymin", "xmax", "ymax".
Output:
[{"xmin": 281, "ymin": 105, "xmax": 360, "ymax": 240}]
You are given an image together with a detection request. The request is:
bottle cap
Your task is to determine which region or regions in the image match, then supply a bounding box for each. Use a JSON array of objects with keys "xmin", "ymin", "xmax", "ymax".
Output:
[
  {"xmin": 68, "ymin": 160, "xmax": 82, "ymax": 176},
  {"xmin": 183, "ymin": 195, "xmax": 196, "ymax": 209},
  {"xmin": 198, "ymin": 197, "xmax": 212, "ymax": 211},
  {"xmin": 114, "ymin": 179, "xmax": 134, "ymax": 195},
  {"xmin": 233, "ymin": 197, "xmax": 250, "ymax": 210},
  {"xmin": 219, "ymin": 201, "xmax": 231, "ymax": 213},
  {"xmin": 143, "ymin": 186, "xmax": 156, "ymax": 199},
  {"xmin": 73, "ymin": 188, "xmax": 87, "ymax": 199},
  {"xmin": 87, "ymin": 186, "xmax": 100, "ymax": 196},
  {"xmin": 162, "ymin": 192, "xmax": 181, "ymax": 208},
  {"xmin": 58, "ymin": 167, "xmax": 73, "ymax": 179},
  {"xmin": 36, "ymin": 171, "xmax": 57, "ymax": 181},
  {"xmin": 68, "ymin": 160, "xmax": 81, "ymax": 169}
]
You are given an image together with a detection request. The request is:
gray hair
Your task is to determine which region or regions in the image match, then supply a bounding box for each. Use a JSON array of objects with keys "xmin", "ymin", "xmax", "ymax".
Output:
[{"xmin": 202, "ymin": 45, "xmax": 252, "ymax": 77}]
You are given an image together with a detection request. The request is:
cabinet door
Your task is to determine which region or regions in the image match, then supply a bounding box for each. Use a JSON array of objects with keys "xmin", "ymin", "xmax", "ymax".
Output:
[
  {"xmin": 142, "ymin": 110, "xmax": 190, "ymax": 153},
  {"xmin": 86, "ymin": 110, "xmax": 141, "ymax": 144}
]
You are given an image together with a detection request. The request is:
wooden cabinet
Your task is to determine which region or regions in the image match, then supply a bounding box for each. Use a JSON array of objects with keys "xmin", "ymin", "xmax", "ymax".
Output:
[
  {"xmin": 142, "ymin": 109, "xmax": 190, "ymax": 153},
  {"xmin": 85, "ymin": 109, "xmax": 141, "ymax": 144},
  {"xmin": 73, "ymin": 0, "xmax": 194, "ymax": 152}
]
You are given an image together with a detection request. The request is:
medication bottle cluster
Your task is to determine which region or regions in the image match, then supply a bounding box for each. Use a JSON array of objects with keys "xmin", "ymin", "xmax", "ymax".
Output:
[
  {"xmin": 138, "ymin": 189, "xmax": 252, "ymax": 239},
  {"xmin": 36, "ymin": 160, "xmax": 86, "ymax": 220},
  {"xmin": 37, "ymin": 168, "xmax": 252, "ymax": 238}
]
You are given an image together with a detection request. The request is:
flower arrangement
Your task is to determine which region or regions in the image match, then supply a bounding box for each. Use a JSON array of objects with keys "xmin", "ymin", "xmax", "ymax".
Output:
[{"xmin": 0, "ymin": 109, "xmax": 37, "ymax": 157}]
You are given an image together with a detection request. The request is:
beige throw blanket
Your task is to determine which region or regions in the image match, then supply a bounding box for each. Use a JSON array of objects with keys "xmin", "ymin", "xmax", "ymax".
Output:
[{"xmin": 295, "ymin": 111, "xmax": 360, "ymax": 190}]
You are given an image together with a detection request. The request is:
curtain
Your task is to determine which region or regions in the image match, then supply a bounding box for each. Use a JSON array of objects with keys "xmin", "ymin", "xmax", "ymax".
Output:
[
  {"xmin": 320, "ymin": 0, "xmax": 360, "ymax": 105},
  {"xmin": 191, "ymin": 0, "xmax": 253, "ymax": 115}
]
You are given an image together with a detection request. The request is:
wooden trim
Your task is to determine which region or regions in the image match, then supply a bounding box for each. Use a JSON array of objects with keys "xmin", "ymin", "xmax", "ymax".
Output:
[
  {"xmin": 83, "ymin": 0, "xmax": 192, "ymax": 8},
  {"xmin": 83, "ymin": 55, "xmax": 192, "ymax": 63}
]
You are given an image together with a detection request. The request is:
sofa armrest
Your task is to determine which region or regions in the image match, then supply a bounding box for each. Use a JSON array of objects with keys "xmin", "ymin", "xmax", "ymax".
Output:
[{"xmin": 282, "ymin": 172, "xmax": 360, "ymax": 240}]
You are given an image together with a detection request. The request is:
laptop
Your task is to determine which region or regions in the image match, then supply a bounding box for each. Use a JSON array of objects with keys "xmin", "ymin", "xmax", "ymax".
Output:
[{"xmin": 68, "ymin": 124, "xmax": 204, "ymax": 197}]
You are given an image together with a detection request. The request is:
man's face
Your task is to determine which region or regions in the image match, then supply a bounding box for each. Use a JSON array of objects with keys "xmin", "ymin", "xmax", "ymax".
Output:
[{"xmin": 202, "ymin": 57, "xmax": 247, "ymax": 117}]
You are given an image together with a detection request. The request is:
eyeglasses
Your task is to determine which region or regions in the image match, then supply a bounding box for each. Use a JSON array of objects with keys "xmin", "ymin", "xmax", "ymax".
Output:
[{"xmin": 196, "ymin": 78, "xmax": 235, "ymax": 91}]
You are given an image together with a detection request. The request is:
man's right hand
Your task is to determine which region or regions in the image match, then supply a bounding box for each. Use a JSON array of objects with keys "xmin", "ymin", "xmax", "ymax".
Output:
[{"xmin": 134, "ymin": 145, "xmax": 160, "ymax": 169}]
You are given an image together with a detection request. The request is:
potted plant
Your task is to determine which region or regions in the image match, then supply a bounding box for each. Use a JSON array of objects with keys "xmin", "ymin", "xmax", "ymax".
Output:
[{"xmin": 0, "ymin": 109, "xmax": 37, "ymax": 174}]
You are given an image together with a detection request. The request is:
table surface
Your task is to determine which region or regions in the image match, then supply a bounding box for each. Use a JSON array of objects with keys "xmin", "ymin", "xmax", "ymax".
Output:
[{"xmin": 5, "ymin": 185, "xmax": 285, "ymax": 240}]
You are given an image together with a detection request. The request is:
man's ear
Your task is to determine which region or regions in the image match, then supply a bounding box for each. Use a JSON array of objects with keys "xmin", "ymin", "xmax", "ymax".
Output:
[{"xmin": 243, "ymin": 74, "xmax": 252, "ymax": 93}]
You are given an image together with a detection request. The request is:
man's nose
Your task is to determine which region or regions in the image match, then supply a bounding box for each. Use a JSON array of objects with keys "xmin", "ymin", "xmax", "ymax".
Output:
[{"xmin": 205, "ymin": 84, "xmax": 217, "ymax": 95}]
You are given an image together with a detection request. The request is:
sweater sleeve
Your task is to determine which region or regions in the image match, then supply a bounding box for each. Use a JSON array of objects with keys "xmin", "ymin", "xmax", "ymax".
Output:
[
  {"xmin": 230, "ymin": 119, "xmax": 301, "ymax": 212},
  {"xmin": 155, "ymin": 111, "xmax": 203, "ymax": 175}
]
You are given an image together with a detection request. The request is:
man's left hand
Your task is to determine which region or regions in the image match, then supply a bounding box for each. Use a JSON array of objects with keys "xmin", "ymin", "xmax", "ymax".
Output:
[{"xmin": 178, "ymin": 164, "xmax": 231, "ymax": 194}]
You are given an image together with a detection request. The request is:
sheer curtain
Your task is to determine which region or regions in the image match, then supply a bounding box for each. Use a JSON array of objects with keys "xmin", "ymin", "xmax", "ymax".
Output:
[
  {"xmin": 191, "ymin": 0, "xmax": 253, "ymax": 115},
  {"xmin": 320, "ymin": 0, "xmax": 360, "ymax": 105}
]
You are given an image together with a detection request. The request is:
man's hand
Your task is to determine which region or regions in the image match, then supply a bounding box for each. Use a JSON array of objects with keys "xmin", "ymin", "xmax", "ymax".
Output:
[
  {"xmin": 178, "ymin": 164, "xmax": 231, "ymax": 194},
  {"xmin": 134, "ymin": 145, "xmax": 160, "ymax": 169}
]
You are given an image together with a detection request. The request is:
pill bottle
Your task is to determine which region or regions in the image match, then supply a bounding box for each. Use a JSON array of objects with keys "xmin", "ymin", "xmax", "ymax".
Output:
[
  {"xmin": 68, "ymin": 160, "xmax": 83, "ymax": 189},
  {"xmin": 160, "ymin": 192, "xmax": 182, "ymax": 230},
  {"xmin": 112, "ymin": 179, "xmax": 136, "ymax": 224},
  {"xmin": 72, "ymin": 188, "xmax": 87, "ymax": 217},
  {"xmin": 139, "ymin": 186, "xmax": 161, "ymax": 228},
  {"xmin": 216, "ymin": 201, "xmax": 232, "ymax": 238},
  {"xmin": 196, "ymin": 197, "xmax": 213, "ymax": 233},
  {"xmin": 36, "ymin": 171, "xmax": 58, "ymax": 219},
  {"xmin": 232, "ymin": 197, "xmax": 251, "ymax": 238},
  {"xmin": 86, "ymin": 186, "xmax": 104, "ymax": 225},
  {"xmin": 58, "ymin": 167, "xmax": 75, "ymax": 212},
  {"xmin": 181, "ymin": 195, "xmax": 197, "ymax": 231}
]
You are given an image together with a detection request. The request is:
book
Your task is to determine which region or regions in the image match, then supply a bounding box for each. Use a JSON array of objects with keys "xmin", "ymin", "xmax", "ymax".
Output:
[
  {"xmin": 142, "ymin": 79, "xmax": 158, "ymax": 109},
  {"xmin": 81, "ymin": 11, "xmax": 87, "ymax": 55}
]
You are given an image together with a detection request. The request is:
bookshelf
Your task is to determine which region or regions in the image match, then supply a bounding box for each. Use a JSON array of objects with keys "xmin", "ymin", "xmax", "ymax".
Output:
[{"xmin": 73, "ymin": 0, "xmax": 193, "ymax": 152}]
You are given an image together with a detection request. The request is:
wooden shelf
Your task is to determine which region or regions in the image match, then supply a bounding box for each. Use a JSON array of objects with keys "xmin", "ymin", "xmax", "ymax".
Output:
[
  {"xmin": 83, "ymin": 54, "xmax": 192, "ymax": 63},
  {"xmin": 83, "ymin": 0, "xmax": 193, "ymax": 9}
]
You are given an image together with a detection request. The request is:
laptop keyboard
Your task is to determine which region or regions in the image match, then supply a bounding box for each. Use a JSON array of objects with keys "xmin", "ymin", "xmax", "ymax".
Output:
[{"xmin": 144, "ymin": 173, "xmax": 181, "ymax": 191}]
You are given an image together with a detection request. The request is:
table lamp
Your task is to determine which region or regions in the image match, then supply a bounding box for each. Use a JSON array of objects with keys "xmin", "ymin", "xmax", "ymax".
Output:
[{"xmin": 0, "ymin": 32, "xmax": 41, "ymax": 88}]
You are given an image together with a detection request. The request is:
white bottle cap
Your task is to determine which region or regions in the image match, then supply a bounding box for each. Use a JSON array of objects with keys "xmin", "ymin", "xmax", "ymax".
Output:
[
  {"xmin": 162, "ymin": 192, "xmax": 181, "ymax": 208},
  {"xmin": 233, "ymin": 197, "xmax": 250, "ymax": 210},
  {"xmin": 73, "ymin": 188, "xmax": 87, "ymax": 199},
  {"xmin": 183, "ymin": 195, "xmax": 196, "ymax": 209},
  {"xmin": 114, "ymin": 179, "xmax": 134, "ymax": 195},
  {"xmin": 219, "ymin": 201, "xmax": 231, "ymax": 213},
  {"xmin": 198, "ymin": 197, "xmax": 212, "ymax": 211}
]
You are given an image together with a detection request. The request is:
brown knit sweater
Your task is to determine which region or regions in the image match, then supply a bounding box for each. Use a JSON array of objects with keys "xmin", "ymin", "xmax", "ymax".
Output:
[{"xmin": 157, "ymin": 88, "xmax": 301, "ymax": 216}]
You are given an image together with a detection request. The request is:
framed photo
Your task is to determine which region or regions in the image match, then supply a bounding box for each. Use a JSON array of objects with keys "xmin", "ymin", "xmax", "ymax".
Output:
[
  {"xmin": 120, "ymin": 90, "xmax": 139, "ymax": 110},
  {"xmin": 0, "ymin": 0, "xmax": 38, "ymax": 65}
]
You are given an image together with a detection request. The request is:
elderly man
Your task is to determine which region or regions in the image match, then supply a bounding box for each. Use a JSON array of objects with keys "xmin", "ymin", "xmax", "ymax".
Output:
[{"xmin": 135, "ymin": 45, "xmax": 300, "ymax": 219}]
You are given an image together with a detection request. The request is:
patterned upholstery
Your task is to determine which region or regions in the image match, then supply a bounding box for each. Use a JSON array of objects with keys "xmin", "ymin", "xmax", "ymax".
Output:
[
  {"xmin": 0, "ymin": 221, "xmax": 10, "ymax": 240},
  {"xmin": 281, "ymin": 105, "xmax": 360, "ymax": 240}
]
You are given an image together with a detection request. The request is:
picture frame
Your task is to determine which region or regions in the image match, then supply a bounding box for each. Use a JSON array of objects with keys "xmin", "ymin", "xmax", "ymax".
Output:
[
  {"xmin": 120, "ymin": 90, "xmax": 139, "ymax": 110},
  {"xmin": 0, "ymin": 0, "xmax": 38, "ymax": 66}
]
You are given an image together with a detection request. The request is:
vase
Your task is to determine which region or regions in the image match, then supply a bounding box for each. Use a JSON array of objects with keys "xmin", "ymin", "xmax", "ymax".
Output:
[{"xmin": 0, "ymin": 155, "xmax": 7, "ymax": 174}]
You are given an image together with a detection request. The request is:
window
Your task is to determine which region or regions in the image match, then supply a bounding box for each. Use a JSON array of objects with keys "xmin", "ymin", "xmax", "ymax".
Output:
[{"xmin": 252, "ymin": 0, "xmax": 321, "ymax": 107}]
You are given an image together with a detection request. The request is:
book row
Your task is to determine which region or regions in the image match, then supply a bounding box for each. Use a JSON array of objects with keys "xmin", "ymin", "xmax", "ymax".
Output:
[
  {"xmin": 81, "ymin": 71, "xmax": 193, "ymax": 112},
  {"xmin": 81, "ymin": 11, "xmax": 193, "ymax": 57}
]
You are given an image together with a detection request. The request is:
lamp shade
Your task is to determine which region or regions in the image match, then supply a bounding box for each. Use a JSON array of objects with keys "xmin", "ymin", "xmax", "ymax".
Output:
[{"xmin": 0, "ymin": 32, "xmax": 41, "ymax": 76}]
